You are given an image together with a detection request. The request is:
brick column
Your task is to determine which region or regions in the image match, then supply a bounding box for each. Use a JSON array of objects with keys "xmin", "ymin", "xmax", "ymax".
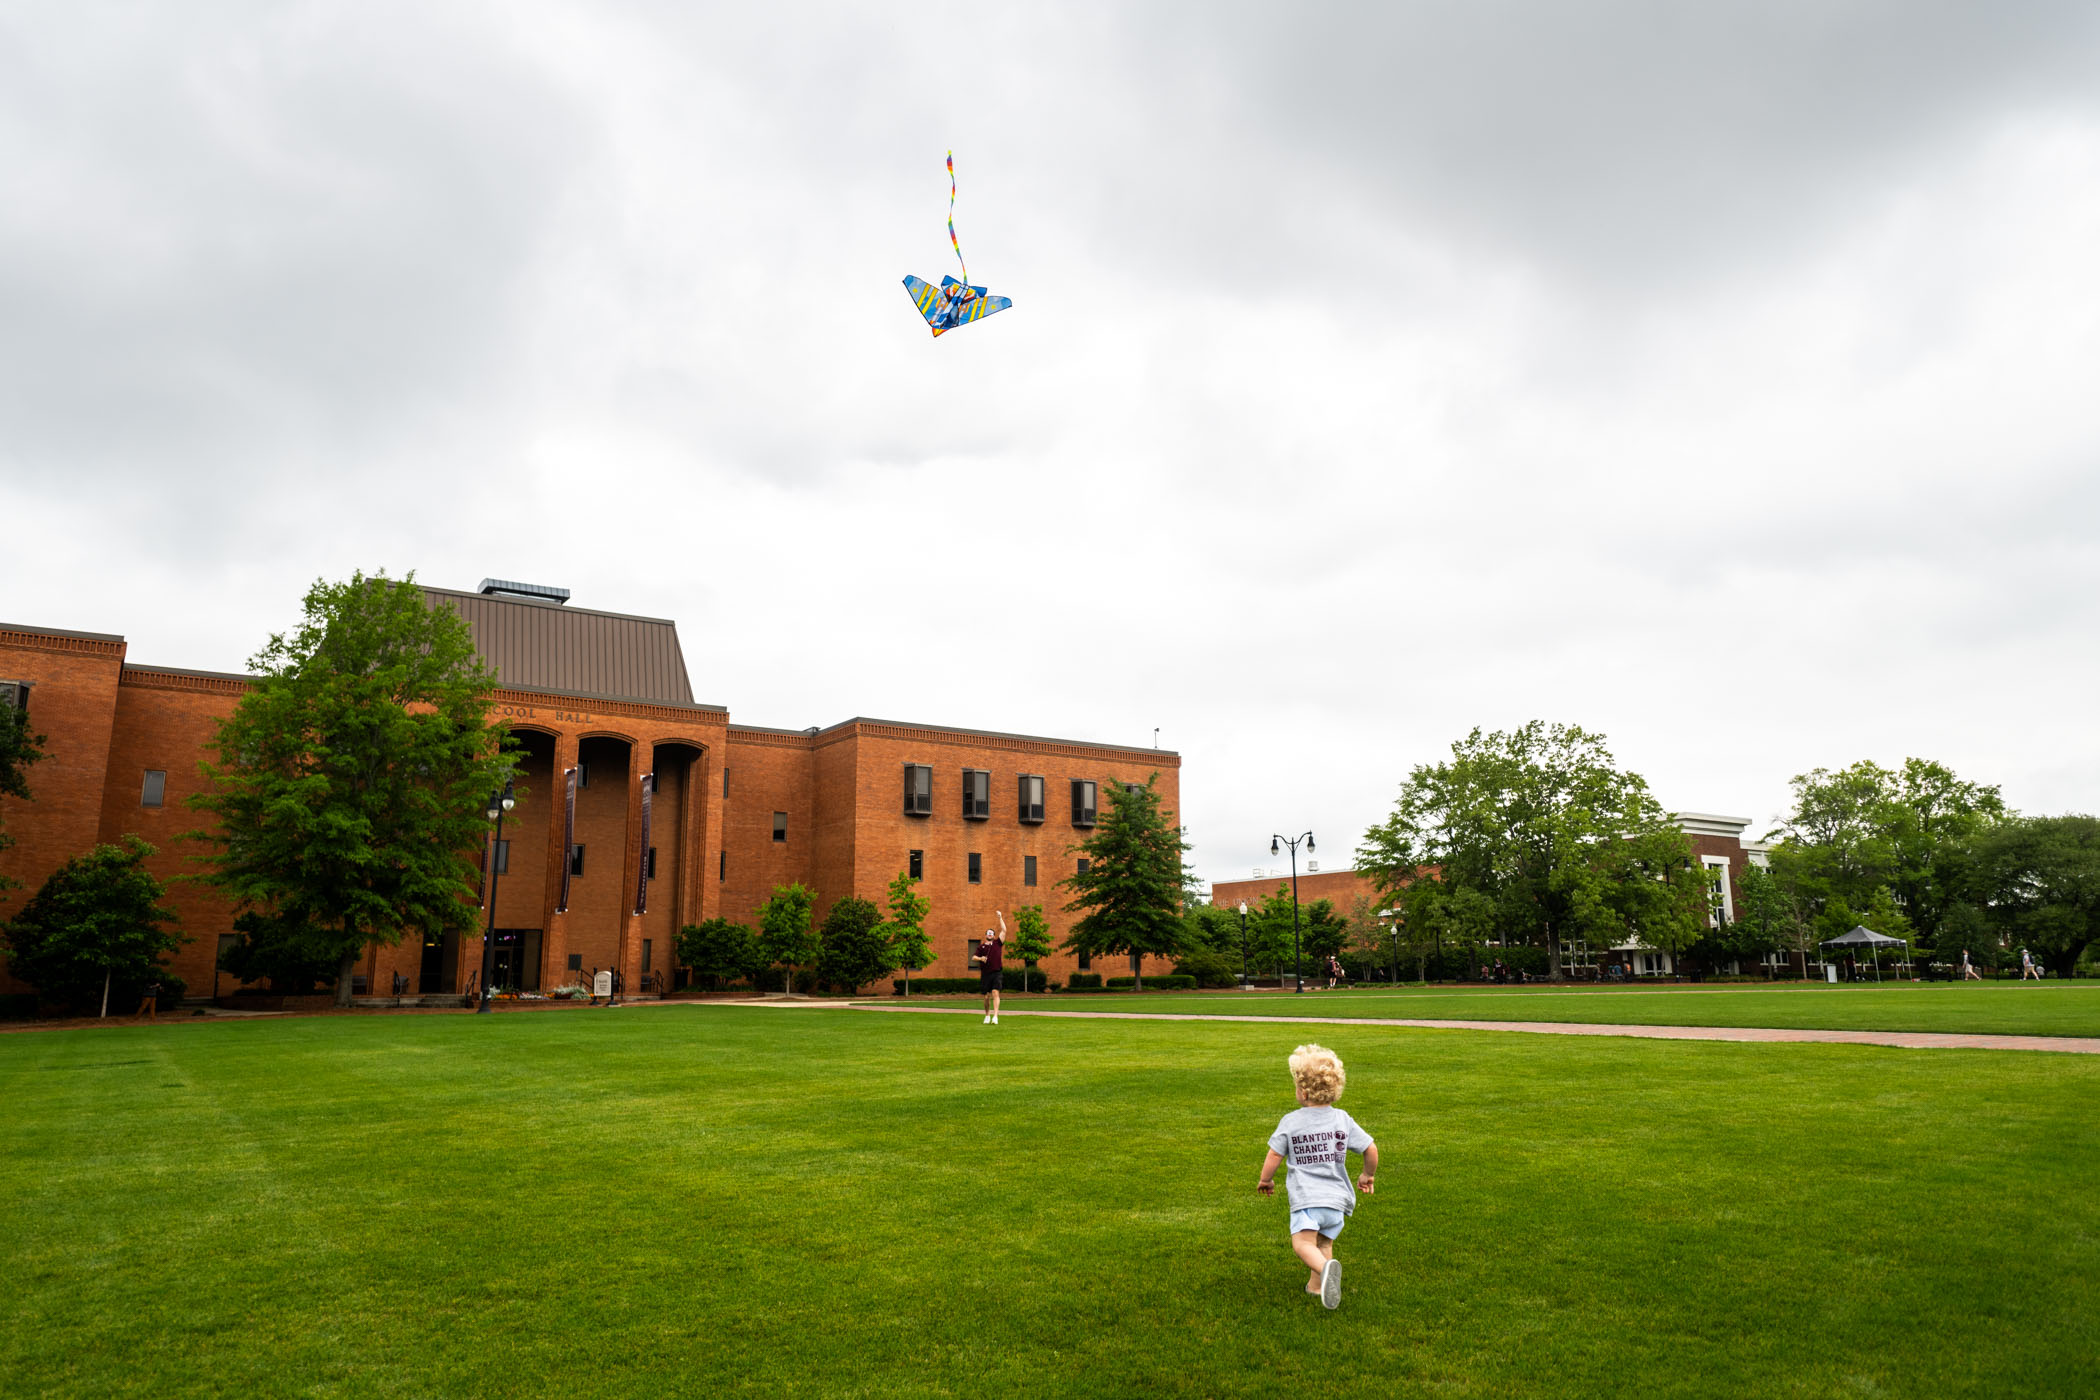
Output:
[
  {"xmin": 678, "ymin": 746, "xmax": 706, "ymax": 929},
  {"xmin": 536, "ymin": 730, "xmax": 581, "ymax": 991},
  {"xmin": 618, "ymin": 743, "xmax": 647, "ymax": 994}
]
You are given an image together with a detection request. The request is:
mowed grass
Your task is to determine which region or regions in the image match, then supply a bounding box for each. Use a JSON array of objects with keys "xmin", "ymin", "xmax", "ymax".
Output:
[
  {"xmin": 1, "ymin": 1006, "xmax": 2095, "ymax": 1399},
  {"xmin": 903, "ymin": 981, "xmax": 2100, "ymax": 1038}
]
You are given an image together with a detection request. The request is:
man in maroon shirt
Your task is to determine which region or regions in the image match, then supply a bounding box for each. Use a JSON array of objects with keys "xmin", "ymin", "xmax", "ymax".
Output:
[{"xmin": 980, "ymin": 910, "xmax": 1006, "ymax": 1025}]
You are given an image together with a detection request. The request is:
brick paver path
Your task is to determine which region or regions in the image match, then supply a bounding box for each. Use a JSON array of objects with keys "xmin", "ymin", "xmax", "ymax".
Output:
[{"xmin": 802, "ymin": 1003, "xmax": 2100, "ymax": 1054}]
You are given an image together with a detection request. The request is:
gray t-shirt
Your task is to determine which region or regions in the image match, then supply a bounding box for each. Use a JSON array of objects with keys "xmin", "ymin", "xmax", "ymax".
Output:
[{"xmin": 1268, "ymin": 1106, "xmax": 1375, "ymax": 1214}]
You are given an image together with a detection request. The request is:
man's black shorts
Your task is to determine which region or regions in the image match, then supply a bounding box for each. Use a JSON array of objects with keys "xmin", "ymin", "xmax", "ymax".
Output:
[{"xmin": 980, "ymin": 966, "xmax": 1002, "ymax": 994}]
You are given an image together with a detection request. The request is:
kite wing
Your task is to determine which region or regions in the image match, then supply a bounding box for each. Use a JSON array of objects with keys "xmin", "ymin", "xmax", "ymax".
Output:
[{"xmin": 903, "ymin": 274, "xmax": 1012, "ymax": 338}]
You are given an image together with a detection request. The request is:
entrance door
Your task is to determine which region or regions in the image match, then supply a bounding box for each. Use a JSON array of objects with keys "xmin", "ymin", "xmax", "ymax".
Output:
[
  {"xmin": 488, "ymin": 929, "xmax": 544, "ymax": 992},
  {"xmin": 419, "ymin": 935, "xmax": 445, "ymax": 994}
]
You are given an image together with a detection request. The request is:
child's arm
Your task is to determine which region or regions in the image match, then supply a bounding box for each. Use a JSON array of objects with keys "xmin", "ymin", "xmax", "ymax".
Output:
[
  {"xmin": 1256, "ymin": 1149, "xmax": 1284, "ymax": 1195},
  {"xmin": 1357, "ymin": 1142, "xmax": 1379, "ymax": 1194}
]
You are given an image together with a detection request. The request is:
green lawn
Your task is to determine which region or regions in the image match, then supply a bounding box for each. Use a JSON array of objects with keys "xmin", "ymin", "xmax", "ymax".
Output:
[
  {"xmin": 3, "ymin": 1006, "xmax": 2096, "ymax": 1398},
  {"xmin": 897, "ymin": 981, "xmax": 2100, "ymax": 1038}
]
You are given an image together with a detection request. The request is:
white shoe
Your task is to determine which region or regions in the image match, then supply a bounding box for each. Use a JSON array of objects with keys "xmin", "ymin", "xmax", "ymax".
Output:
[
  {"xmin": 992, "ymin": 1015, "xmax": 999, "ymax": 1024},
  {"xmin": 983, "ymin": 1014, "xmax": 990, "ymax": 1023},
  {"xmin": 1320, "ymin": 1259, "xmax": 1341, "ymax": 1309}
]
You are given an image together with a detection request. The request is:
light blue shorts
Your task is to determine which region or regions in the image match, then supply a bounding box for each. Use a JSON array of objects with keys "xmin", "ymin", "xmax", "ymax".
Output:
[{"xmin": 1289, "ymin": 1206, "xmax": 1347, "ymax": 1239}]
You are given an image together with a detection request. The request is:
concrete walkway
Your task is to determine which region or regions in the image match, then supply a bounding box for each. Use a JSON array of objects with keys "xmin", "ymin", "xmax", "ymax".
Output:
[{"xmin": 768, "ymin": 1002, "xmax": 2100, "ymax": 1054}]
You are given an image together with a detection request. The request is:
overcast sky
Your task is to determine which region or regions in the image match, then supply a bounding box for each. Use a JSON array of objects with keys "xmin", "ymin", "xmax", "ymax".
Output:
[{"xmin": 7, "ymin": 1, "xmax": 2100, "ymax": 888}]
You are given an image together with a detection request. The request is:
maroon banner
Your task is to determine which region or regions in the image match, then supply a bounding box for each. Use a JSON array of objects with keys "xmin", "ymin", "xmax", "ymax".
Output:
[
  {"xmin": 558, "ymin": 766, "xmax": 577, "ymax": 913},
  {"xmin": 634, "ymin": 772, "xmax": 655, "ymax": 916}
]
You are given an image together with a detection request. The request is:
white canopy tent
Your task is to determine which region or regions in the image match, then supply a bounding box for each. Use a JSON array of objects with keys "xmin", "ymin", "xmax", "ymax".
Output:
[{"xmin": 1820, "ymin": 925, "xmax": 1910, "ymax": 982}]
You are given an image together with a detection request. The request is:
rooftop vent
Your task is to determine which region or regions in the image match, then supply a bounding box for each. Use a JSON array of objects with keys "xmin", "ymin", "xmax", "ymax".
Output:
[{"xmin": 478, "ymin": 579, "xmax": 571, "ymax": 605}]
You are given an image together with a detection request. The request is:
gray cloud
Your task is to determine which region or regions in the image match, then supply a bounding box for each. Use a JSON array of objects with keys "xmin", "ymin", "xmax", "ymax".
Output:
[{"xmin": 4, "ymin": 0, "xmax": 2098, "ymax": 885}]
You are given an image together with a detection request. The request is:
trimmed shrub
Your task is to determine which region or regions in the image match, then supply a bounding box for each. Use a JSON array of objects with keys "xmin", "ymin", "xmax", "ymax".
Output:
[
  {"xmin": 1106, "ymin": 974, "xmax": 1197, "ymax": 991},
  {"xmin": 1173, "ymin": 948, "xmax": 1241, "ymax": 988},
  {"xmin": 0, "ymin": 993, "xmax": 36, "ymax": 1022},
  {"xmin": 1065, "ymin": 973, "xmax": 1104, "ymax": 990}
]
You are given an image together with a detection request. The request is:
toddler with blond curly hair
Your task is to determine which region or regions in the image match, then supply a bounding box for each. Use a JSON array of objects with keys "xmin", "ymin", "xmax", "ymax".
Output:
[{"xmin": 1255, "ymin": 1043, "xmax": 1377, "ymax": 1309}]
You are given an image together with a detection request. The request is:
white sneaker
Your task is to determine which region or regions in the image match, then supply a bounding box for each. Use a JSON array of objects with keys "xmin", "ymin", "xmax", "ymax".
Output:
[
  {"xmin": 992, "ymin": 1015, "xmax": 999, "ymax": 1024},
  {"xmin": 1320, "ymin": 1259, "xmax": 1341, "ymax": 1309},
  {"xmin": 983, "ymin": 1014, "xmax": 990, "ymax": 1023}
]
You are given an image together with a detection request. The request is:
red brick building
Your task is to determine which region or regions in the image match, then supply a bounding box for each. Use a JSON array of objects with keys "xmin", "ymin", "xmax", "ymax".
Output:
[{"xmin": 0, "ymin": 581, "xmax": 1179, "ymax": 1000}]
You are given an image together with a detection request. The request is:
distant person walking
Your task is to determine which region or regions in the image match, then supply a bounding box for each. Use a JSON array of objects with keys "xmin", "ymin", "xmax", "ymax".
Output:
[
  {"xmin": 1325, "ymin": 956, "xmax": 1343, "ymax": 990},
  {"xmin": 1961, "ymin": 949, "xmax": 1982, "ymax": 981},
  {"xmin": 980, "ymin": 911, "xmax": 1007, "ymax": 1024},
  {"xmin": 2020, "ymin": 947, "xmax": 2041, "ymax": 980}
]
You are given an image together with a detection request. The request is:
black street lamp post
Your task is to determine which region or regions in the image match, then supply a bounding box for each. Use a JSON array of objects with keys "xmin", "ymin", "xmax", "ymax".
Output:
[
  {"xmin": 1271, "ymin": 831, "xmax": 1314, "ymax": 993},
  {"xmin": 477, "ymin": 779, "xmax": 516, "ymax": 1015}
]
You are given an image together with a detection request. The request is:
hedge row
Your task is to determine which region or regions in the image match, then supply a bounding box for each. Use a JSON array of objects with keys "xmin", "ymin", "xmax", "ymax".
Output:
[
  {"xmin": 891, "ymin": 969, "xmax": 1059, "ymax": 996},
  {"xmin": 1107, "ymin": 975, "xmax": 1197, "ymax": 990}
]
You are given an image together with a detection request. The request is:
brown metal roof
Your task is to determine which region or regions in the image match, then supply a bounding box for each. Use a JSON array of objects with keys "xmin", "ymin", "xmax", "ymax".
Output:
[{"xmin": 424, "ymin": 587, "xmax": 697, "ymax": 708}]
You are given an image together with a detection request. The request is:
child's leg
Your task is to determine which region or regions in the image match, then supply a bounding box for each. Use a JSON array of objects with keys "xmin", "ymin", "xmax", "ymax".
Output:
[{"xmin": 1291, "ymin": 1229, "xmax": 1326, "ymax": 1289}]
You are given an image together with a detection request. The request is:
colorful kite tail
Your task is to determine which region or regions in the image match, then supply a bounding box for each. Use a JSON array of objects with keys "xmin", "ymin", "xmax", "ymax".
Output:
[{"xmin": 947, "ymin": 149, "xmax": 967, "ymax": 284}]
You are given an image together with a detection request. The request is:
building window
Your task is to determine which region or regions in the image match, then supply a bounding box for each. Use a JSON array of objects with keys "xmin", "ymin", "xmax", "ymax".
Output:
[
  {"xmin": 1078, "ymin": 948, "xmax": 1091, "ymax": 970},
  {"xmin": 719, "ymin": 850, "xmax": 727, "ymax": 880},
  {"xmin": 968, "ymin": 852, "xmax": 982, "ymax": 884},
  {"xmin": 647, "ymin": 846, "xmax": 658, "ymax": 879},
  {"xmin": 140, "ymin": 770, "xmax": 166, "ymax": 808},
  {"xmin": 966, "ymin": 938, "xmax": 984, "ymax": 968},
  {"xmin": 216, "ymin": 932, "xmax": 241, "ymax": 972},
  {"xmin": 1703, "ymin": 856, "xmax": 1734, "ymax": 928},
  {"xmin": 1077, "ymin": 858, "xmax": 1090, "ymax": 878},
  {"xmin": 569, "ymin": 844, "xmax": 586, "ymax": 877},
  {"xmin": 723, "ymin": 766, "xmax": 730, "ymax": 798},
  {"xmin": 773, "ymin": 812, "xmax": 788, "ymax": 843},
  {"xmin": 962, "ymin": 769, "xmax": 990, "ymax": 820},
  {"xmin": 494, "ymin": 839, "xmax": 510, "ymax": 875},
  {"xmin": 1018, "ymin": 774, "xmax": 1045, "ymax": 823},
  {"xmin": 1071, "ymin": 780, "xmax": 1097, "ymax": 827},
  {"xmin": 0, "ymin": 681, "xmax": 28, "ymax": 715},
  {"xmin": 642, "ymin": 939, "xmax": 653, "ymax": 973},
  {"xmin": 1024, "ymin": 855, "xmax": 1037, "ymax": 887},
  {"xmin": 568, "ymin": 953, "xmax": 583, "ymax": 971},
  {"xmin": 909, "ymin": 849, "xmax": 923, "ymax": 880},
  {"xmin": 903, "ymin": 763, "xmax": 932, "ymax": 816},
  {"xmin": 577, "ymin": 761, "xmax": 590, "ymax": 788}
]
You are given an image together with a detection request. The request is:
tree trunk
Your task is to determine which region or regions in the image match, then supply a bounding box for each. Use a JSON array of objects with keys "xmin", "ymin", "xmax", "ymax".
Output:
[
  {"xmin": 100, "ymin": 969, "xmax": 111, "ymax": 1018},
  {"xmin": 1547, "ymin": 926, "xmax": 1564, "ymax": 982},
  {"xmin": 334, "ymin": 947, "xmax": 358, "ymax": 1008},
  {"xmin": 1132, "ymin": 951, "xmax": 1143, "ymax": 992}
]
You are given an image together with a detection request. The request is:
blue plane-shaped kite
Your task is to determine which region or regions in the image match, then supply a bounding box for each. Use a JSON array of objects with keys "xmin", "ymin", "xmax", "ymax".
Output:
[{"xmin": 903, "ymin": 274, "xmax": 1012, "ymax": 338}]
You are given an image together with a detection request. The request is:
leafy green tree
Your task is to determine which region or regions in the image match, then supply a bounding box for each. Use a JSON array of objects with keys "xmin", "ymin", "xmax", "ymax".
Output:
[
  {"xmin": 188, "ymin": 571, "xmax": 515, "ymax": 1008},
  {"xmin": 1059, "ymin": 775, "xmax": 1190, "ymax": 990},
  {"xmin": 881, "ymin": 871, "xmax": 933, "ymax": 995},
  {"xmin": 1976, "ymin": 815, "xmax": 2100, "ymax": 977},
  {"xmin": 1383, "ymin": 875, "xmax": 1496, "ymax": 981},
  {"xmin": 1704, "ymin": 860, "xmax": 1808, "ymax": 975},
  {"xmin": 1244, "ymin": 885, "xmax": 1301, "ymax": 982},
  {"xmin": 1298, "ymin": 898, "xmax": 1348, "ymax": 964},
  {"xmin": 757, "ymin": 882, "xmax": 819, "ymax": 995},
  {"xmin": 1009, "ymin": 904, "xmax": 1053, "ymax": 992},
  {"xmin": 219, "ymin": 909, "xmax": 342, "ymax": 994},
  {"xmin": 677, "ymin": 918, "xmax": 761, "ymax": 990},
  {"xmin": 1357, "ymin": 722, "xmax": 1700, "ymax": 980},
  {"xmin": 1764, "ymin": 758, "xmax": 2005, "ymax": 953},
  {"xmin": 816, "ymin": 896, "xmax": 893, "ymax": 992},
  {"xmin": 2, "ymin": 836, "xmax": 184, "ymax": 1015},
  {"xmin": 0, "ymin": 692, "xmax": 47, "ymax": 893}
]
